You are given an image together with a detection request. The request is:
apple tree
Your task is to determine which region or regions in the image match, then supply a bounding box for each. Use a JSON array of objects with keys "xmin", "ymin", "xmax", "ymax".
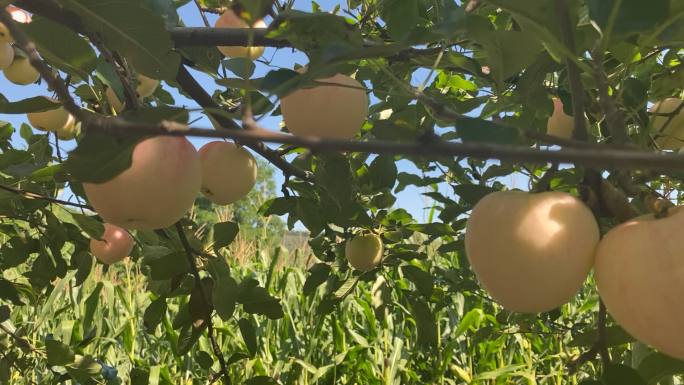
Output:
[{"xmin": 1, "ymin": 0, "xmax": 684, "ymax": 384}]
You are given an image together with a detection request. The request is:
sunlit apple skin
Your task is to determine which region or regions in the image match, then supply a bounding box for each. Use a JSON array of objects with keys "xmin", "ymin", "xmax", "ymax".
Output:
[
  {"xmin": 345, "ymin": 234, "xmax": 384, "ymax": 272},
  {"xmin": 7, "ymin": 6, "xmax": 31, "ymax": 24},
  {"xmin": 56, "ymin": 116, "xmax": 80, "ymax": 140},
  {"xmin": 136, "ymin": 74, "xmax": 159, "ymax": 98},
  {"xmin": 4, "ymin": 56, "xmax": 39, "ymax": 85},
  {"xmin": 464, "ymin": 191, "xmax": 599, "ymax": 313},
  {"xmin": 83, "ymin": 136, "xmax": 202, "ymax": 230},
  {"xmin": 27, "ymin": 97, "xmax": 72, "ymax": 132},
  {"xmin": 650, "ymin": 98, "xmax": 684, "ymax": 150},
  {"xmin": 595, "ymin": 206, "xmax": 684, "ymax": 360},
  {"xmin": 199, "ymin": 141, "xmax": 257, "ymax": 205},
  {"xmin": 547, "ymin": 98, "xmax": 575, "ymax": 139},
  {"xmin": 89, "ymin": 223, "xmax": 134, "ymax": 265},
  {"xmin": 280, "ymin": 73, "xmax": 368, "ymax": 139},
  {"xmin": 0, "ymin": 43, "xmax": 14, "ymax": 70},
  {"xmin": 214, "ymin": 10, "xmax": 266, "ymax": 60}
]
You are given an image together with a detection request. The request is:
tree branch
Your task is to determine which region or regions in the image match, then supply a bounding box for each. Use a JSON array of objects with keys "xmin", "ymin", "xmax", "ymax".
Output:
[
  {"xmin": 0, "ymin": 184, "xmax": 92, "ymax": 210},
  {"xmin": 78, "ymin": 115, "xmax": 684, "ymax": 170},
  {"xmin": 0, "ymin": 7, "xmax": 86, "ymax": 121},
  {"xmin": 175, "ymin": 66, "xmax": 310, "ymax": 180},
  {"xmin": 175, "ymin": 222, "xmax": 232, "ymax": 385}
]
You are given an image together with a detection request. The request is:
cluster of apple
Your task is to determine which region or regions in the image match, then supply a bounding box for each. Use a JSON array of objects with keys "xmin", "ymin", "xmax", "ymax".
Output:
[
  {"xmin": 465, "ymin": 190, "xmax": 684, "ymax": 360},
  {"xmin": 547, "ymin": 97, "xmax": 684, "ymax": 150},
  {"xmin": 0, "ymin": 6, "xmax": 41, "ymax": 86},
  {"xmin": 86, "ymin": 138, "xmax": 257, "ymax": 264}
]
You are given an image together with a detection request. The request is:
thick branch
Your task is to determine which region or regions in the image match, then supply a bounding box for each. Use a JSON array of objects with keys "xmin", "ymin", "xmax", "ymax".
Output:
[
  {"xmin": 175, "ymin": 223, "xmax": 231, "ymax": 385},
  {"xmin": 82, "ymin": 116, "xmax": 684, "ymax": 170}
]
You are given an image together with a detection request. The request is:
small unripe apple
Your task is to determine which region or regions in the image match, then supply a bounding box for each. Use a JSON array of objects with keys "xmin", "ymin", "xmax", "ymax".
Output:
[
  {"xmin": 280, "ymin": 73, "xmax": 368, "ymax": 139},
  {"xmin": 0, "ymin": 43, "xmax": 14, "ymax": 70},
  {"xmin": 650, "ymin": 98, "xmax": 684, "ymax": 150},
  {"xmin": 595, "ymin": 206, "xmax": 684, "ymax": 360},
  {"xmin": 136, "ymin": 74, "xmax": 159, "ymax": 98},
  {"xmin": 4, "ymin": 56, "xmax": 40, "ymax": 85},
  {"xmin": 83, "ymin": 136, "xmax": 202, "ymax": 230},
  {"xmin": 27, "ymin": 98, "xmax": 73, "ymax": 132},
  {"xmin": 465, "ymin": 190, "xmax": 599, "ymax": 313},
  {"xmin": 214, "ymin": 10, "xmax": 266, "ymax": 60},
  {"xmin": 105, "ymin": 87, "xmax": 124, "ymax": 113},
  {"xmin": 56, "ymin": 116, "xmax": 80, "ymax": 140},
  {"xmin": 345, "ymin": 233, "xmax": 384, "ymax": 272},
  {"xmin": 89, "ymin": 223, "xmax": 134, "ymax": 265},
  {"xmin": 547, "ymin": 98, "xmax": 575, "ymax": 139},
  {"xmin": 199, "ymin": 141, "xmax": 257, "ymax": 205}
]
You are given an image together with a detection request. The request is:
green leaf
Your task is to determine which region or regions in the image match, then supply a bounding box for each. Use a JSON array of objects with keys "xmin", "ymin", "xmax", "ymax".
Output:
[
  {"xmin": 0, "ymin": 95, "xmax": 61, "ymax": 114},
  {"xmin": 224, "ymin": 58, "xmax": 256, "ymax": 79},
  {"xmin": 22, "ymin": 16, "xmax": 97, "ymax": 77},
  {"xmin": 603, "ymin": 364, "xmax": 647, "ymax": 385},
  {"xmin": 142, "ymin": 251, "xmax": 191, "ymax": 280},
  {"xmin": 401, "ymin": 265, "xmax": 434, "ymax": 297},
  {"xmin": 452, "ymin": 184, "xmax": 496, "ymax": 206},
  {"xmin": 454, "ymin": 308, "xmax": 484, "ymax": 338},
  {"xmin": 70, "ymin": 213, "xmax": 105, "ymax": 239},
  {"xmin": 456, "ymin": 116, "xmax": 522, "ymax": 144},
  {"xmin": 65, "ymin": 355, "xmax": 101, "ymax": 383},
  {"xmin": 407, "ymin": 296, "xmax": 437, "ymax": 348},
  {"xmin": 303, "ymin": 263, "xmax": 331, "ymax": 296},
  {"xmin": 245, "ymin": 376, "xmax": 277, "ymax": 385},
  {"xmin": 238, "ymin": 318, "xmax": 258, "ymax": 357},
  {"xmin": 144, "ymin": 297, "xmax": 167, "ymax": 332},
  {"xmin": 588, "ymin": 0, "xmax": 669, "ymax": 37},
  {"xmin": 368, "ymin": 155, "xmax": 398, "ymax": 190},
  {"xmin": 0, "ymin": 279, "xmax": 22, "ymax": 305},
  {"xmin": 570, "ymin": 325, "xmax": 635, "ymax": 347},
  {"xmin": 62, "ymin": 0, "xmax": 181, "ymax": 79},
  {"xmin": 213, "ymin": 221, "xmax": 239, "ymax": 253},
  {"xmin": 46, "ymin": 339, "xmax": 75, "ymax": 366},
  {"xmin": 237, "ymin": 279, "xmax": 284, "ymax": 319},
  {"xmin": 66, "ymin": 130, "xmax": 146, "ymax": 183},
  {"xmin": 638, "ymin": 352, "xmax": 684, "ymax": 384}
]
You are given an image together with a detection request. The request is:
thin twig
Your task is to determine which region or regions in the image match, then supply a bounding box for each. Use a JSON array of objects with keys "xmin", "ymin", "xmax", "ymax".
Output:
[
  {"xmin": 194, "ymin": 0, "xmax": 211, "ymax": 27},
  {"xmin": 175, "ymin": 222, "xmax": 232, "ymax": 385},
  {"xmin": 0, "ymin": 184, "xmax": 92, "ymax": 210},
  {"xmin": 0, "ymin": 323, "xmax": 38, "ymax": 353}
]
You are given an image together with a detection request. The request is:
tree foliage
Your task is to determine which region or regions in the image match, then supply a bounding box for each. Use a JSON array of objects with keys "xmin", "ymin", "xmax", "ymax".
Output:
[{"xmin": 0, "ymin": 0, "xmax": 683, "ymax": 384}]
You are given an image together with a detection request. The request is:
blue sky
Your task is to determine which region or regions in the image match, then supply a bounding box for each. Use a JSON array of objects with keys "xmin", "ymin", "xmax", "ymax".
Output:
[{"xmin": 0, "ymin": 0, "xmax": 457, "ymax": 226}]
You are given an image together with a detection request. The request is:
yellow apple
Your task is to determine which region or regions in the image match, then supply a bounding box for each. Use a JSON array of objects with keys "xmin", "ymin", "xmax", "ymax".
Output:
[
  {"xmin": 136, "ymin": 74, "xmax": 159, "ymax": 98},
  {"xmin": 280, "ymin": 73, "xmax": 368, "ymax": 139},
  {"xmin": 547, "ymin": 98, "xmax": 575, "ymax": 139},
  {"xmin": 595, "ymin": 206, "xmax": 684, "ymax": 360},
  {"xmin": 0, "ymin": 43, "xmax": 14, "ymax": 70},
  {"xmin": 83, "ymin": 136, "xmax": 202, "ymax": 230},
  {"xmin": 4, "ymin": 56, "xmax": 40, "ymax": 85},
  {"xmin": 27, "ymin": 97, "xmax": 72, "ymax": 132},
  {"xmin": 345, "ymin": 233, "xmax": 384, "ymax": 272},
  {"xmin": 464, "ymin": 190, "xmax": 599, "ymax": 313},
  {"xmin": 214, "ymin": 10, "xmax": 266, "ymax": 60},
  {"xmin": 199, "ymin": 141, "xmax": 257, "ymax": 205},
  {"xmin": 89, "ymin": 223, "xmax": 134, "ymax": 265},
  {"xmin": 56, "ymin": 116, "xmax": 80, "ymax": 140},
  {"xmin": 650, "ymin": 98, "xmax": 684, "ymax": 150}
]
